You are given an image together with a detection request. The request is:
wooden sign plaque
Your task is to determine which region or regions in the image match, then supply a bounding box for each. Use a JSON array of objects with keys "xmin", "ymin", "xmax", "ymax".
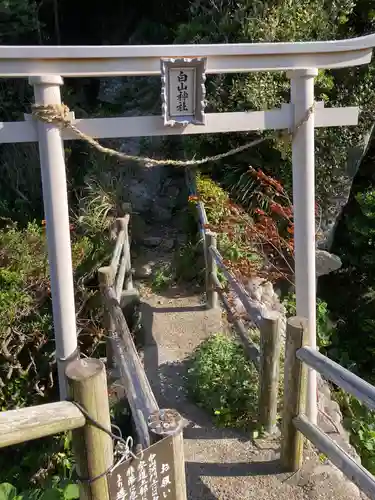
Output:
[{"xmin": 107, "ymin": 436, "xmax": 177, "ymax": 500}]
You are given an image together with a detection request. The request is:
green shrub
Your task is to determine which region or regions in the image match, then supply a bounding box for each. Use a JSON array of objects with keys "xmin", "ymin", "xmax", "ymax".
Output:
[
  {"xmin": 195, "ymin": 174, "xmax": 263, "ymax": 269},
  {"xmin": 151, "ymin": 264, "xmax": 174, "ymax": 292},
  {"xmin": 283, "ymin": 293, "xmax": 334, "ymax": 349},
  {"xmin": 0, "ymin": 479, "xmax": 79, "ymax": 500},
  {"xmin": 173, "ymin": 242, "xmax": 203, "ymax": 283},
  {"xmin": 174, "ymin": 0, "xmax": 375, "ymax": 220},
  {"xmin": 0, "ymin": 215, "xmax": 113, "ymax": 488},
  {"xmin": 336, "ymin": 392, "xmax": 375, "ymax": 475},
  {"xmin": 187, "ymin": 334, "xmax": 259, "ymax": 429}
]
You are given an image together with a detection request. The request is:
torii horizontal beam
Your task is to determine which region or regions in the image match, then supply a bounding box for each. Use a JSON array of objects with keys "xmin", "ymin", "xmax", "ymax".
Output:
[
  {"xmin": 0, "ymin": 33, "xmax": 374, "ymax": 76},
  {"xmin": 1, "ymin": 102, "xmax": 358, "ymax": 144}
]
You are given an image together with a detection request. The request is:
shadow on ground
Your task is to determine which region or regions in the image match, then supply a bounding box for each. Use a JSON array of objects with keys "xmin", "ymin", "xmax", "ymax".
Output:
[{"xmin": 140, "ymin": 300, "xmax": 284, "ymax": 499}]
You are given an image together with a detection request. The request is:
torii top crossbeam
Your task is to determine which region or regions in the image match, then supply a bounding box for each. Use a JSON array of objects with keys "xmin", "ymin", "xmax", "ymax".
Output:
[{"xmin": 1, "ymin": 33, "xmax": 375, "ymax": 76}]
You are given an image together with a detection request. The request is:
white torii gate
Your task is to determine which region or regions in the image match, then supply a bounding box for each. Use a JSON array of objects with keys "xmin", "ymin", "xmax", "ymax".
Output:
[{"xmin": 1, "ymin": 34, "xmax": 375, "ymax": 420}]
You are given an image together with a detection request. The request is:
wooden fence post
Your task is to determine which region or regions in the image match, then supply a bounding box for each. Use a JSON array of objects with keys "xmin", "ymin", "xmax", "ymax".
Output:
[
  {"xmin": 205, "ymin": 231, "xmax": 218, "ymax": 309},
  {"xmin": 148, "ymin": 409, "xmax": 187, "ymax": 500},
  {"xmin": 122, "ymin": 203, "xmax": 133, "ymax": 291},
  {"xmin": 281, "ymin": 316, "xmax": 308, "ymax": 471},
  {"xmin": 98, "ymin": 266, "xmax": 115, "ymax": 371},
  {"xmin": 114, "ymin": 217, "xmax": 127, "ymax": 300},
  {"xmin": 258, "ymin": 311, "xmax": 281, "ymax": 433},
  {"xmin": 66, "ymin": 358, "xmax": 113, "ymax": 500}
]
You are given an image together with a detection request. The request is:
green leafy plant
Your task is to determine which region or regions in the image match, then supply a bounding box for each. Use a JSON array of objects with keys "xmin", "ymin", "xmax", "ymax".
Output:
[
  {"xmin": 187, "ymin": 334, "xmax": 259, "ymax": 429},
  {"xmin": 0, "ymin": 212, "xmax": 113, "ymax": 486},
  {"xmin": 173, "ymin": 242, "xmax": 203, "ymax": 283},
  {"xmin": 151, "ymin": 265, "xmax": 173, "ymax": 292},
  {"xmin": 283, "ymin": 293, "xmax": 334, "ymax": 349},
  {"xmin": 0, "ymin": 479, "xmax": 79, "ymax": 500},
  {"xmin": 335, "ymin": 392, "xmax": 375, "ymax": 474}
]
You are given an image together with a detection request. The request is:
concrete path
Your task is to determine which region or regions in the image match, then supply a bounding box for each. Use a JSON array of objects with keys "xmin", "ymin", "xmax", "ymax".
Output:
[{"xmin": 139, "ymin": 287, "xmax": 364, "ymax": 500}]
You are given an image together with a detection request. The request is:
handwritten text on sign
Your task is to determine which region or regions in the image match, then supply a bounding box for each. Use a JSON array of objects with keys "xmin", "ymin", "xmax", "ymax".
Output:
[
  {"xmin": 168, "ymin": 68, "xmax": 196, "ymax": 117},
  {"xmin": 107, "ymin": 436, "xmax": 176, "ymax": 500}
]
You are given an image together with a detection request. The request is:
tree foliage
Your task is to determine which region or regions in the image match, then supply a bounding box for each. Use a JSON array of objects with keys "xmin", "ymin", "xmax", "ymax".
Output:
[{"xmin": 176, "ymin": 0, "xmax": 375, "ymax": 219}]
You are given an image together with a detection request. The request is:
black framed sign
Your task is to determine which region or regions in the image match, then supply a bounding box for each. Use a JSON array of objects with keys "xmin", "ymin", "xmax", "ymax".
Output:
[
  {"xmin": 161, "ymin": 57, "xmax": 206, "ymax": 127},
  {"xmin": 107, "ymin": 436, "xmax": 177, "ymax": 500}
]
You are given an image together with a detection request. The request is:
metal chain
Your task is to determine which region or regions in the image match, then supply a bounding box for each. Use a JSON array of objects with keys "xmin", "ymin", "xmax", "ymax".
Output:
[
  {"xmin": 68, "ymin": 400, "xmax": 139, "ymax": 484},
  {"xmin": 31, "ymin": 102, "xmax": 315, "ymax": 167}
]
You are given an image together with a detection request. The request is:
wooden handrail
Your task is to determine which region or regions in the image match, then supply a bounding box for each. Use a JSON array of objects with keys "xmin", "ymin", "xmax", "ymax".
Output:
[
  {"xmin": 67, "ymin": 358, "xmax": 113, "ymax": 500},
  {"xmin": 0, "ymin": 358, "xmax": 113, "ymax": 500},
  {"xmin": 281, "ymin": 316, "xmax": 375, "ymax": 499},
  {"xmin": 210, "ymin": 272, "xmax": 261, "ymax": 370},
  {"xmin": 209, "ymin": 245, "xmax": 264, "ymax": 328},
  {"xmin": 102, "ymin": 285, "xmax": 159, "ymax": 449},
  {"xmin": 98, "ymin": 212, "xmax": 133, "ymax": 369},
  {"xmin": 294, "ymin": 414, "xmax": 375, "ymax": 499},
  {"xmin": 187, "ymin": 173, "xmax": 282, "ymax": 433},
  {"xmin": 0, "ymin": 401, "xmax": 85, "ymax": 448},
  {"xmin": 281, "ymin": 316, "xmax": 308, "ymax": 471},
  {"xmin": 297, "ymin": 346, "xmax": 375, "ymax": 410}
]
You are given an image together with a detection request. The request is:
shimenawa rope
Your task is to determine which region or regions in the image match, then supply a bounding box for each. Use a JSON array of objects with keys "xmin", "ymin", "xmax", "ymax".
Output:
[{"xmin": 31, "ymin": 102, "xmax": 315, "ymax": 167}]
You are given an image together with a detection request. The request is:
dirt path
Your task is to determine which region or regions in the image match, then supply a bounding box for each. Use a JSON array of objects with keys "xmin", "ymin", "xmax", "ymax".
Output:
[{"xmin": 138, "ymin": 287, "xmax": 362, "ymax": 500}]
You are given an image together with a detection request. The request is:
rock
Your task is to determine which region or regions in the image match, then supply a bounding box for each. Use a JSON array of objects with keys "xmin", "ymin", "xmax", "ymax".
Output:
[
  {"xmin": 130, "ymin": 215, "xmax": 148, "ymax": 241},
  {"xmin": 154, "ymin": 207, "xmax": 173, "ymax": 223},
  {"xmin": 142, "ymin": 236, "xmax": 163, "ymax": 247},
  {"xmin": 159, "ymin": 239, "xmax": 175, "ymax": 251},
  {"xmin": 331, "ymin": 410, "xmax": 342, "ymax": 425},
  {"xmin": 159, "ymin": 196, "xmax": 176, "ymax": 211},
  {"xmin": 133, "ymin": 264, "xmax": 153, "ymax": 279},
  {"xmin": 166, "ymin": 185, "xmax": 180, "ymax": 199},
  {"xmin": 98, "ymin": 77, "xmax": 124, "ymax": 104},
  {"xmin": 316, "ymin": 249, "xmax": 342, "ymax": 277},
  {"xmin": 330, "ymin": 400, "xmax": 341, "ymax": 414},
  {"xmin": 318, "ymin": 123, "xmax": 375, "ymax": 250},
  {"xmin": 175, "ymin": 234, "xmax": 188, "ymax": 247},
  {"xmin": 262, "ymin": 282, "xmax": 275, "ymax": 299},
  {"xmin": 128, "ymin": 180, "xmax": 154, "ymax": 213}
]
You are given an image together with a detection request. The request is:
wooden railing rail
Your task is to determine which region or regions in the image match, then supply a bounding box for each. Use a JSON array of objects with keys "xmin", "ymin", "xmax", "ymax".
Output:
[
  {"xmin": 186, "ymin": 171, "xmax": 281, "ymax": 433},
  {"xmin": 210, "ymin": 272, "xmax": 261, "ymax": 370},
  {"xmin": 0, "ymin": 358, "xmax": 113, "ymax": 500},
  {"xmin": 98, "ymin": 209, "xmax": 135, "ymax": 369},
  {"xmin": 0, "ymin": 401, "xmax": 85, "ymax": 448},
  {"xmin": 101, "ymin": 285, "xmax": 159, "ymax": 449},
  {"xmin": 209, "ymin": 245, "xmax": 265, "ymax": 327},
  {"xmin": 297, "ymin": 346, "xmax": 375, "ymax": 409},
  {"xmin": 281, "ymin": 316, "xmax": 375, "ymax": 499},
  {"xmin": 98, "ymin": 208, "xmax": 159, "ymax": 448},
  {"xmin": 104, "ymin": 211, "xmax": 133, "ymax": 299}
]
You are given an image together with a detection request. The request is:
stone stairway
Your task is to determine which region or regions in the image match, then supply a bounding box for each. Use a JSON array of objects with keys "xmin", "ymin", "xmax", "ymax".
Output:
[{"xmin": 139, "ymin": 288, "xmax": 365, "ymax": 500}]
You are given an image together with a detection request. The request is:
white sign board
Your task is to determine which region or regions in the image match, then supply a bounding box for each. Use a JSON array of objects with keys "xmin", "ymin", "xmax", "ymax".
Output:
[
  {"xmin": 169, "ymin": 67, "xmax": 196, "ymax": 117},
  {"xmin": 161, "ymin": 58, "xmax": 206, "ymax": 126}
]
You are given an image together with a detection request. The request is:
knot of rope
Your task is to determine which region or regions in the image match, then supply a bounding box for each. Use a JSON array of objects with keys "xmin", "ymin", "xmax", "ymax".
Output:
[{"xmin": 32, "ymin": 103, "xmax": 72, "ymax": 128}]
